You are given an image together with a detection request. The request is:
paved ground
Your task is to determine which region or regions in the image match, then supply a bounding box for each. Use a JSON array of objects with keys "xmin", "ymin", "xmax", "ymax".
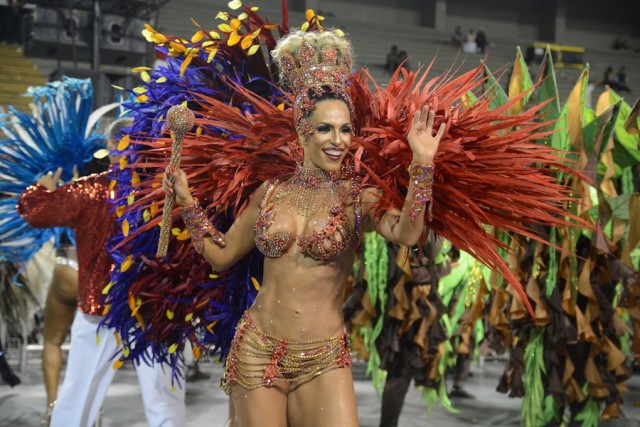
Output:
[{"xmin": 1, "ymin": 355, "xmax": 640, "ymax": 426}]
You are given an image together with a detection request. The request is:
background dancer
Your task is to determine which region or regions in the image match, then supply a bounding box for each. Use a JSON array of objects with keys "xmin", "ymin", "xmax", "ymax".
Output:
[{"xmin": 19, "ymin": 118, "xmax": 186, "ymax": 427}]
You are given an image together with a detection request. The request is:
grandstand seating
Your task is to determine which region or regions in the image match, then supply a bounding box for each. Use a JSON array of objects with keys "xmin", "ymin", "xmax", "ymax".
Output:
[
  {"xmin": 7, "ymin": 0, "xmax": 640, "ymax": 111},
  {"xmin": 0, "ymin": 44, "xmax": 46, "ymax": 113},
  {"xmin": 156, "ymin": 0, "xmax": 638, "ymax": 106}
]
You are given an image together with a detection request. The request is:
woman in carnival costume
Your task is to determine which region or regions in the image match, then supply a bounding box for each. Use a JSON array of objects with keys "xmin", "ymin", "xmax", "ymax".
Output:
[
  {"xmin": 104, "ymin": 3, "xmax": 589, "ymax": 426},
  {"xmin": 164, "ymin": 28, "xmax": 444, "ymax": 425},
  {"xmin": 0, "ymin": 78, "xmax": 112, "ymax": 422}
]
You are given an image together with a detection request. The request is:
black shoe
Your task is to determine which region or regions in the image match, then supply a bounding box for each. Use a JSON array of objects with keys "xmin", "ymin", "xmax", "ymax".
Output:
[
  {"xmin": 450, "ymin": 385, "xmax": 474, "ymax": 398},
  {"xmin": 0, "ymin": 340, "xmax": 20, "ymax": 387},
  {"xmin": 0, "ymin": 367, "xmax": 21, "ymax": 387}
]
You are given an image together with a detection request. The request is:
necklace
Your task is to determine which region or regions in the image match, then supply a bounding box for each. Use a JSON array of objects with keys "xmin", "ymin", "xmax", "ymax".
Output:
[{"xmin": 271, "ymin": 164, "xmax": 347, "ymax": 217}]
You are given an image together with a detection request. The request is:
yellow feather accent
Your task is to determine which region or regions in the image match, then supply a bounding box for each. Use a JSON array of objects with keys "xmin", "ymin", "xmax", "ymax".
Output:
[
  {"xmin": 228, "ymin": 32, "xmax": 241, "ymax": 46},
  {"xmin": 207, "ymin": 48, "xmax": 218, "ymax": 63},
  {"xmin": 121, "ymin": 254, "xmax": 133, "ymax": 272},
  {"xmin": 192, "ymin": 345, "xmax": 201, "ymax": 360},
  {"xmin": 179, "ymin": 55, "xmax": 193, "ymax": 77},
  {"xmin": 131, "ymin": 171, "xmax": 140, "ymax": 188},
  {"xmin": 228, "ymin": 0, "xmax": 242, "ymax": 10},
  {"xmin": 241, "ymin": 34, "xmax": 253, "ymax": 50},
  {"xmin": 305, "ymin": 9, "xmax": 315, "ymax": 21},
  {"xmin": 191, "ymin": 30, "xmax": 205, "ymax": 43},
  {"xmin": 102, "ymin": 281, "xmax": 114, "ymax": 295},
  {"xmin": 247, "ymin": 45, "xmax": 260, "ymax": 56}
]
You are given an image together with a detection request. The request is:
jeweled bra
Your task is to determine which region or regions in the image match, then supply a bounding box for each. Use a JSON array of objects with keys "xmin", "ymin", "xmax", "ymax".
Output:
[{"xmin": 254, "ymin": 164, "xmax": 361, "ymax": 261}]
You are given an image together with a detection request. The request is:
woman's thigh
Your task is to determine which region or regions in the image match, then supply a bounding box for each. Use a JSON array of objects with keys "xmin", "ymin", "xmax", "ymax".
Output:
[
  {"xmin": 50, "ymin": 264, "xmax": 78, "ymax": 303},
  {"xmin": 288, "ymin": 367, "xmax": 359, "ymax": 427},
  {"xmin": 43, "ymin": 266, "xmax": 78, "ymax": 345},
  {"xmin": 230, "ymin": 384, "xmax": 288, "ymax": 427}
]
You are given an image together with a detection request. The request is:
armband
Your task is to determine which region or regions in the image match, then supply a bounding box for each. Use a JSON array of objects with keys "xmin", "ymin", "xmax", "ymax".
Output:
[
  {"xmin": 408, "ymin": 163, "xmax": 435, "ymax": 222},
  {"xmin": 180, "ymin": 199, "xmax": 225, "ymax": 253}
]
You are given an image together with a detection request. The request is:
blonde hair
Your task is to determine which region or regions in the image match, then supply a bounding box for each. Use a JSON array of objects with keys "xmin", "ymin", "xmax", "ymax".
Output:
[{"xmin": 271, "ymin": 30, "xmax": 353, "ymax": 86}]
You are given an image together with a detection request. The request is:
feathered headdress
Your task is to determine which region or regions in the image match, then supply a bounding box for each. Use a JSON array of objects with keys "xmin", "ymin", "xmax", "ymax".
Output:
[{"xmin": 0, "ymin": 77, "xmax": 116, "ymax": 264}]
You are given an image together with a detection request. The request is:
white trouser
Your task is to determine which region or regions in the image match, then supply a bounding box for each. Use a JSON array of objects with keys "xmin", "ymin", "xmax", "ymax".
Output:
[{"xmin": 50, "ymin": 311, "xmax": 186, "ymax": 427}]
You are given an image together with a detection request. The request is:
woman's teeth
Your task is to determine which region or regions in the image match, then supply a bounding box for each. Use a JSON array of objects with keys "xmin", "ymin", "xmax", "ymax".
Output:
[{"xmin": 324, "ymin": 149, "xmax": 342, "ymax": 159}]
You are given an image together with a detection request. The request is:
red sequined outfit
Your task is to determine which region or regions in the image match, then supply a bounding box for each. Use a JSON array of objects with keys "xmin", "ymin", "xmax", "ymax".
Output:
[
  {"xmin": 18, "ymin": 172, "xmax": 115, "ymax": 315},
  {"xmin": 221, "ymin": 312, "xmax": 352, "ymax": 395}
]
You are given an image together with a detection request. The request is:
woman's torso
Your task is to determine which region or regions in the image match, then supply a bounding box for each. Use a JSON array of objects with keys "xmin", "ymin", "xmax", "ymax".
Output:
[{"xmin": 249, "ymin": 168, "xmax": 361, "ymax": 341}]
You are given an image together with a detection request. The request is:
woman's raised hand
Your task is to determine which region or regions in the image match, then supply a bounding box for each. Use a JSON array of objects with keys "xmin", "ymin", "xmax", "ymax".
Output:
[
  {"xmin": 163, "ymin": 166, "xmax": 195, "ymax": 207},
  {"xmin": 407, "ymin": 105, "xmax": 446, "ymax": 165},
  {"xmin": 37, "ymin": 167, "xmax": 63, "ymax": 191}
]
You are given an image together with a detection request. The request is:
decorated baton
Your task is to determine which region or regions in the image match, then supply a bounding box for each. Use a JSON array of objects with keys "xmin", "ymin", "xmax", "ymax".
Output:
[{"xmin": 156, "ymin": 105, "xmax": 196, "ymax": 257}]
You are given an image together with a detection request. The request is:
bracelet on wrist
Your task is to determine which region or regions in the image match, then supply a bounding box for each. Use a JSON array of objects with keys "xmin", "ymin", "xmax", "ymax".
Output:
[
  {"xmin": 180, "ymin": 198, "xmax": 225, "ymax": 253},
  {"xmin": 408, "ymin": 163, "xmax": 435, "ymax": 222}
]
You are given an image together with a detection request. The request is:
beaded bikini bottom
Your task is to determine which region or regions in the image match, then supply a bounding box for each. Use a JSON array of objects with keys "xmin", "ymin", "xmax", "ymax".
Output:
[{"xmin": 221, "ymin": 312, "xmax": 352, "ymax": 395}]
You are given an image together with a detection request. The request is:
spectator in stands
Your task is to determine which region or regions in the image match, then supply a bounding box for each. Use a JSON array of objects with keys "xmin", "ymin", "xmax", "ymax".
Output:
[
  {"xmin": 385, "ymin": 45, "xmax": 400, "ymax": 74},
  {"xmin": 600, "ymin": 66, "xmax": 618, "ymax": 88},
  {"xmin": 613, "ymin": 37, "xmax": 631, "ymax": 51},
  {"xmin": 476, "ymin": 27, "xmax": 488, "ymax": 54},
  {"xmin": 617, "ymin": 66, "xmax": 631, "ymax": 92},
  {"xmin": 463, "ymin": 29, "xmax": 477, "ymax": 53},
  {"xmin": 451, "ymin": 26, "xmax": 463, "ymax": 49}
]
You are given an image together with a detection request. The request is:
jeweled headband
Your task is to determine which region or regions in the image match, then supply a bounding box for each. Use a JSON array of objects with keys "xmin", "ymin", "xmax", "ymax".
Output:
[{"xmin": 276, "ymin": 37, "xmax": 353, "ymax": 135}]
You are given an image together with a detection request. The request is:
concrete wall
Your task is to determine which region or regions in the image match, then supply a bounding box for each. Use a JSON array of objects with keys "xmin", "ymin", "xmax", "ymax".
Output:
[
  {"xmin": 290, "ymin": 0, "xmax": 640, "ymax": 50},
  {"xmin": 563, "ymin": 1, "xmax": 639, "ymax": 50},
  {"xmin": 315, "ymin": 0, "xmax": 422, "ymax": 27}
]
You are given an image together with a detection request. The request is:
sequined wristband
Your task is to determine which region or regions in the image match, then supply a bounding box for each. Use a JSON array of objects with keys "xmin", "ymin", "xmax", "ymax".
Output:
[
  {"xmin": 408, "ymin": 163, "xmax": 435, "ymax": 222},
  {"xmin": 180, "ymin": 199, "xmax": 225, "ymax": 253}
]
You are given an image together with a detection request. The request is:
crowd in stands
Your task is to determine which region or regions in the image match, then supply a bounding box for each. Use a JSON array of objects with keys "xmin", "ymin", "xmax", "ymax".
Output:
[
  {"xmin": 601, "ymin": 66, "xmax": 632, "ymax": 92},
  {"xmin": 452, "ymin": 26, "xmax": 489, "ymax": 54},
  {"xmin": 384, "ymin": 45, "xmax": 410, "ymax": 73}
]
